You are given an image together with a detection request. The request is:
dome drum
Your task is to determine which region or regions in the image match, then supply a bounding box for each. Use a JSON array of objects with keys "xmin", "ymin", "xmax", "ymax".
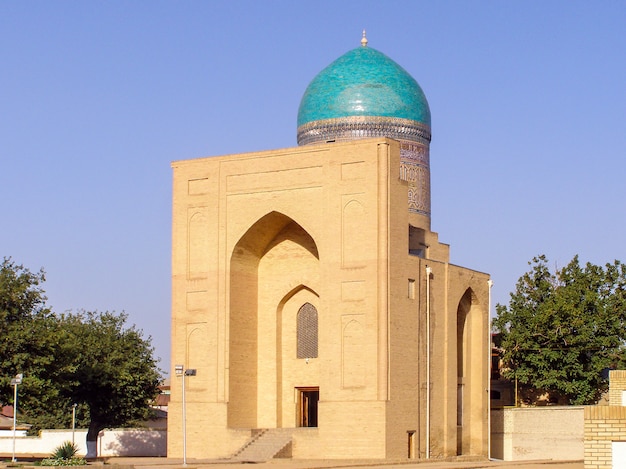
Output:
[{"xmin": 297, "ymin": 115, "xmax": 431, "ymax": 146}]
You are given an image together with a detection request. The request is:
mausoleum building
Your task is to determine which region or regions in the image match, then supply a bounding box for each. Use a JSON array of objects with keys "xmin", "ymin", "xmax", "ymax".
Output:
[{"xmin": 169, "ymin": 34, "xmax": 491, "ymax": 460}]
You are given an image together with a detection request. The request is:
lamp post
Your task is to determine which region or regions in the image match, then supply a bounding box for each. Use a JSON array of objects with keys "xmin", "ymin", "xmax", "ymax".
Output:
[
  {"xmin": 487, "ymin": 279, "xmax": 494, "ymax": 460},
  {"xmin": 72, "ymin": 403, "xmax": 77, "ymax": 445},
  {"xmin": 175, "ymin": 365, "xmax": 196, "ymax": 466},
  {"xmin": 11, "ymin": 373, "xmax": 23, "ymax": 463}
]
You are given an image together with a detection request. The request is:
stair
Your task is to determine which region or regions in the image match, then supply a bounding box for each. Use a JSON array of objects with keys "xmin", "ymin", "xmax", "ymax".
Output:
[{"xmin": 231, "ymin": 428, "xmax": 293, "ymax": 462}]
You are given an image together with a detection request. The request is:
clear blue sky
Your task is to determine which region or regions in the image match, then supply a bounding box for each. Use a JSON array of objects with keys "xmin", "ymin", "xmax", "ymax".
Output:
[{"xmin": 2, "ymin": 1, "xmax": 625, "ymax": 376}]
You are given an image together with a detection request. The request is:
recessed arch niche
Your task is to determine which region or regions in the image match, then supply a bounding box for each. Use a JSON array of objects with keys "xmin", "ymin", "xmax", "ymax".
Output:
[
  {"xmin": 228, "ymin": 212, "xmax": 319, "ymax": 429},
  {"xmin": 456, "ymin": 288, "xmax": 483, "ymax": 455}
]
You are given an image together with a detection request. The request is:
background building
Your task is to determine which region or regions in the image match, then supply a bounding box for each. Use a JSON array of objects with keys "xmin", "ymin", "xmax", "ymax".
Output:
[{"xmin": 169, "ymin": 35, "xmax": 491, "ymax": 460}]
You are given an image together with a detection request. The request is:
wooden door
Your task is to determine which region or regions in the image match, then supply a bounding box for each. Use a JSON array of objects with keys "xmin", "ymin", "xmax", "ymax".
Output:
[{"xmin": 297, "ymin": 387, "xmax": 319, "ymax": 427}]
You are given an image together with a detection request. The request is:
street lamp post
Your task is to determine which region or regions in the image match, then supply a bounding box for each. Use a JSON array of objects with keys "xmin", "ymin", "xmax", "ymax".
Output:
[
  {"xmin": 175, "ymin": 365, "xmax": 196, "ymax": 466},
  {"xmin": 11, "ymin": 373, "xmax": 23, "ymax": 463},
  {"xmin": 72, "ymin": 403, "xmax": 77, "ymax": 445}
]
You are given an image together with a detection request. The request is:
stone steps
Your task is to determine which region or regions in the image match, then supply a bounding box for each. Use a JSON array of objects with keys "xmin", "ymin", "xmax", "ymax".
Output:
[{"xmin": 231, "ymin": 428, "xmax": 293, "ymax": 462}]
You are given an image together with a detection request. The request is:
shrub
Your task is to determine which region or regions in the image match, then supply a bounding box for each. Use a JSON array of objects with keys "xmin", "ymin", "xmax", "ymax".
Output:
[
  {"xmin": 40, "ymin": 441, "xmax": 86, "ymax": 466},
  {"xmin": 52, "ymin": 441, "xmax": 78, "ymax": 460},
  {"xmin": 40, "ymin": 458, "xmax": 86, "ymax": 467}
]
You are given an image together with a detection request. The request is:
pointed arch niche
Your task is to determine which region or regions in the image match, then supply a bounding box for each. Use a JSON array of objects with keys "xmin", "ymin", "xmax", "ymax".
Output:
[
  {"xmin": 228, "ymin": 212, "xmax": 320, "ymax": 429},
  {"xmin": 456, "ymin": 288, "xmax": 484, "ymax": 455}
]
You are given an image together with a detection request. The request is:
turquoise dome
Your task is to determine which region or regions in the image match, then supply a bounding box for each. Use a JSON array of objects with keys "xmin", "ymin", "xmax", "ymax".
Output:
[
  {"xmin": 296, "ymin": 37, "xmax": 433, "ymax": 218},
  {"xmin": 297, "ymin": 45, "xmax": 431, "ymax": 129}
]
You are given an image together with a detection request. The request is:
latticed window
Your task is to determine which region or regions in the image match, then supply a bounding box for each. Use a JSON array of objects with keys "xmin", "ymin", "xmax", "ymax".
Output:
[{"xmin": 297, "ymin": 303, "xmax": 318, "ymax": 359}]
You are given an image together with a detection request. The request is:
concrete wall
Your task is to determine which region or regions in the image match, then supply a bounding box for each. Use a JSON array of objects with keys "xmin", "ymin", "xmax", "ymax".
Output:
[
  {"xmin": 0, "ymin": 429, "xmax": 166, "ymax": 458},
  {"xmin": 491, "ymin": 406, "xmax": 584, "ymax": 461}
]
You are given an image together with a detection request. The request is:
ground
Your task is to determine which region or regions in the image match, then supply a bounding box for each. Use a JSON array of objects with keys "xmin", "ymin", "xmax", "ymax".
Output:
[{"xmin": 107, "ymin": 457, "xmax": 583, "ymax": 469}]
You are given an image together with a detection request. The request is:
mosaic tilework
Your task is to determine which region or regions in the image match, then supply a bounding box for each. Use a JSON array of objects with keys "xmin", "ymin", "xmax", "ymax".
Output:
[
  {"xmin": 297, "ymin": 46, "xmax": 431, "ymax": 127},
  {"xmin": 297, "ymin": 115, "xmax": 431, "ymax": 217},
  {"xmin": 297, "ymin": 116, "xmax": 431, "ymax": 146},
  {"xmin": 296, "ymin": 42, "xmax": 433, "ymax": 216},
  {"xmin": 400, "ymin": 142, "xmax": 430, "ymax": 216}
]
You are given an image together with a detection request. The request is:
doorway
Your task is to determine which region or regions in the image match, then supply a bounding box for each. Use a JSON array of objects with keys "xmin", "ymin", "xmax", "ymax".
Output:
[
  {"xmin": 297, "ymin": 387, "xmax": 319, "ymax": 427},
  {"xmin": 407, "ymin": 430, "xmax": 416, "ymax": 459}
]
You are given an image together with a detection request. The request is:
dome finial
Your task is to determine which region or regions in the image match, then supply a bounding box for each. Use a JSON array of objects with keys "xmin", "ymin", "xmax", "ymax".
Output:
[{"xmin": 361, "ymin": 30, "xmax": 368, "ymax": 47}]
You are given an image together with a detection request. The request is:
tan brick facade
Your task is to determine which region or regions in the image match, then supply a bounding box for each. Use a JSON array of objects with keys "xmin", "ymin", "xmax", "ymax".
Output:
[{"xmin": 169, "ymin": 138, "xmax": 491, "ymax": 460}]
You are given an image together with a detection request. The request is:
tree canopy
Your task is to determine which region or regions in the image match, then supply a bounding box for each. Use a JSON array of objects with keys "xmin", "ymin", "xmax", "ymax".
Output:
[
  {"xmin": 493, "ymin": 255, "xmax": 626, "ymax": 405},
  {"xmin": 59, "ymin": 311, "xmax": 162, "ymax": 445},
  {"xmin": 0, "ymin": 258, "xmax": 65, "ymax": 429},
  {"xmin": 0, "ymin": 257, "xmax": 162, "ymax": 455},
  {"xmin": 0, "ymin": 257, "xmax": 49, "ymax": 322}
]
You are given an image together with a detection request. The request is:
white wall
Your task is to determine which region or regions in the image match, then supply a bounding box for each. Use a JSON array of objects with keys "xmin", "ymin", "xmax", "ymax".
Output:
[
  {"xmin": 0, "ymin": 429, "xmax": 166, "ymax": 457},
  {"xmin": 491, "ymin": 406, "xmax": 584, "ymax": 461}
]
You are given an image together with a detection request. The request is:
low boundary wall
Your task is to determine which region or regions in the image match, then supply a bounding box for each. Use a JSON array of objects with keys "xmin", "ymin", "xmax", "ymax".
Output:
[
  {"xmin": 584, "ymin": 405, "xmax": 626, "ymax": 469},
  {"xmin": 0, "ymin": 429, "xmax": 166, "ymax": 458},
  {"xmin": 491, "ymin": 406, "xmax": 584, "ymax": 461}
]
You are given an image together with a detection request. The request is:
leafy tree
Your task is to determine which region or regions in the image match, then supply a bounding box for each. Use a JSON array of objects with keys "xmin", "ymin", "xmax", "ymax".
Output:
[
  {"xmin": 0, "ymin": 258, "xmax": 162, "ymax": 457},
  {"xmin": 0, "ymin": 257, "xmax": 49, "ymax": 322},
  {"xmin": 58, "ymin": 311, "xmax": 161, "ymax": 456},
  {"xmin": 493, "ymin": 255, "xmax": 626, "ymax": 405},
  {"xmin": 0, "ymin": 258, "xmax": 67, "ymax": 429}
]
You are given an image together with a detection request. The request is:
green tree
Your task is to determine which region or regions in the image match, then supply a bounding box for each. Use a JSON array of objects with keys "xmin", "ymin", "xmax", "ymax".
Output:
[
  {"xmin": 0, "ymin": 259, "xmax": 162, "ymax": 457},
  {"xmin": 493, "ymin": 255, "xmax": 626, "ymax": 405},
  {"xmin": 58, "ymin": 311, "xmax": 161, "ymax": 457},
  {"xmin": 0, "ymin": 257, "xmax": 48, "ymax": 322},
  {"xmin": 0, "ymin": 258, "xmax": 68, "ymax": 430}
]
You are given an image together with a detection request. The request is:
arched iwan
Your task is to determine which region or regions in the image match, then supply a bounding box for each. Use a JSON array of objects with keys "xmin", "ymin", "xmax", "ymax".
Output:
[
  {"xmin": 456, "ymin": 288, "xmax": 483, "ymax": 456},
  {"xmin": 228, "ymin": 211, "xmax": 320, "ymax": 429}
]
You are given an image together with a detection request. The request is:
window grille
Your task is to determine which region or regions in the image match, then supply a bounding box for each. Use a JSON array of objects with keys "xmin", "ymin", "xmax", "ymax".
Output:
[{"xmin": 297, "ymin": 303, "xmax": 318, "ymax": 359}]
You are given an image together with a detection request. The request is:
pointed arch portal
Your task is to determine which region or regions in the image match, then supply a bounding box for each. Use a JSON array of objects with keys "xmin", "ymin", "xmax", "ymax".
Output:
[
  {"xmin": 228, "ymin": 212, "xmax": 320, "ymax": 429},
  {"xmin": 456, "ymin": 288, "xmax": 483, "ymax": 455}
]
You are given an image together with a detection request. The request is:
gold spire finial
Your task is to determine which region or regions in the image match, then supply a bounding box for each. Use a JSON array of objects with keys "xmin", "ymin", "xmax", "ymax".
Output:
[{"xmin": 361, "ymin": 29, "xmax": 368, "ymax": 47}]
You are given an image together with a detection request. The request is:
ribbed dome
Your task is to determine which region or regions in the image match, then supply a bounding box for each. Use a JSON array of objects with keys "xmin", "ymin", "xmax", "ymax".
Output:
[{"xmin": 297, "ymin": 42, "xmax": 431, "ymax": 146}]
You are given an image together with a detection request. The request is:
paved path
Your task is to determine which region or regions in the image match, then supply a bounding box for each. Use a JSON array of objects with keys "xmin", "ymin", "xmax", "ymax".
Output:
[{"xmin": 107, "ymin": 457, "xmax": 584, "ymax": 469}]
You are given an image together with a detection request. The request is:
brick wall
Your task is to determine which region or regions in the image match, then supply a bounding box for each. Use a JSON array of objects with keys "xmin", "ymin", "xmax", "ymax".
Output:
[
  {"xmin": 608, "ymin": 370, "xmax": 626, "ymax": 406},
  {"xmin": 584, "ymin": 370, "xmax": 626, "ymax": 469},
  {"xmin": 584, "ymin": 406, "xmax": 626, "ymax": 469}
]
